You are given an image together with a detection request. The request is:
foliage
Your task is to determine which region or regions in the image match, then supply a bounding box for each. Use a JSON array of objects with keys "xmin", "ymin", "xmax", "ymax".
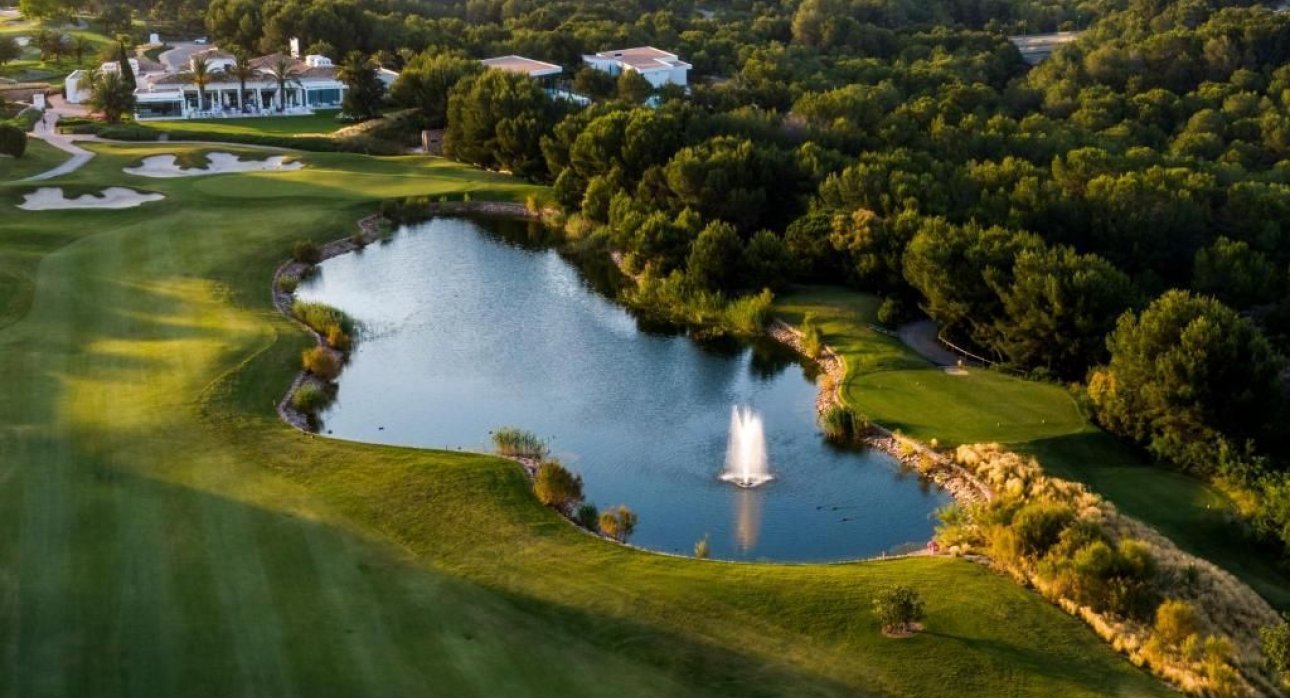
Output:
[
  {"xmin": 89, "ymin": 69, "xmax": 135, "ymax": 124},
  {"xmin": 799, "ymin": 313, "xmax": 823, "ymax": 358},
  {"xmin": 290, "ymin": 382, "xmax": 331, "ymax": 413},
  {"xmin": 533, "ymin": 460, "xmax": 584, "ymax": 514},
  {"xmin": 301, "ymin": 346, "xmax": 341, "ymax": 382},
  {"xmin": 821, "ymin": 405, "xmax": 868, "ymax": 445},
  {"xmin": 694, "ymin": 535, "xmax": 710, "ymax": 559},
  {"xmin": 598, "ymin": 505, "xmax": 638, "ymax": 543},
  {"xmin": 1263, "ymin": 615, "xmax": 1290, "ymax": 684},
  {"xmin": 872, "ymin": 585, "xmax": 925, "ymax": 634},
  {"xmin": 573, "ymin": 502, "xmax": 599, "ymax": 530},
  {"xmin": 0, "ymin": 36, "xmax": 20, "ymax": 67},
  {"xmin": 292, "ymin": 240, "xmax": 322, "ymax": 265},
  {"xmin": 390, "ymin": 53, "xmax": 481, "ymax": 129},
  {"xmin": 445, "ymin": 70, "xmax": 562, "ymax": 180},
  {"xmin": 1087, "ymin": 291, "xmax": 1284, "ymax": 475},
  {"xmin": 491, "ymin": 427, "xmax": 548, "ymax": 460},
  {"xmin": 338, "ymin": 52, "xmax": 386, "ymax": 121},
  {"xmin": 0, "ymin": 124, "xmax": 26, "ymax": 158}
]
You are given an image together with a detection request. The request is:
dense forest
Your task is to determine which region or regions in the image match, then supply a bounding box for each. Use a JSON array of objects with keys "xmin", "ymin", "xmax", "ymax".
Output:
[{"xmin": 28, "ymin": 0, "xmax": 1290, "ymax": 566}]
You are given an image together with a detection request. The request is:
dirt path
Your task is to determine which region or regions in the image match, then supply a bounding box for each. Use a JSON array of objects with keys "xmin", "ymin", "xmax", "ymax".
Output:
[{"xmin": 896, "ymin": 319, "xmax": 961, "ymax": 367}]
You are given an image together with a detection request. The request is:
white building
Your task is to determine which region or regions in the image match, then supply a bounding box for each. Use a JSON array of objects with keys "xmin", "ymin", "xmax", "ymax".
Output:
[
  {"xmin": 481, "ymin": 55, "xmax": 563, "ymax": 79},
  {"xmin": 581, "ymin": 47, "xmax": 690, "ymax": 88},
  {"xmin": 131, "ymin": 50, "xmax": 347, "ymax": 120}
]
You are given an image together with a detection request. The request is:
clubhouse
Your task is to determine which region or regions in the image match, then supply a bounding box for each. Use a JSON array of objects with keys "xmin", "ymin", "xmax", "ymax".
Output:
[{"xmin": 68, "ymin": 47, "xmax": 350, "ymax": 120}]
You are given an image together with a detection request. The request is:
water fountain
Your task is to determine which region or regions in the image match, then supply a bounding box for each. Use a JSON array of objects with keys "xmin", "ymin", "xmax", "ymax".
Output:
[{"xmin": 720, "ymin": 406, "xmax": 773, "ymax": 488}]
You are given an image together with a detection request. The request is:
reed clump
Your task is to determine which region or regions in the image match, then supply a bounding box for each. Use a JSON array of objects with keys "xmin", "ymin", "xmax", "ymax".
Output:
[{"xmin": 492, "ymin": 427, "xmax": 549, "ymax": 460}]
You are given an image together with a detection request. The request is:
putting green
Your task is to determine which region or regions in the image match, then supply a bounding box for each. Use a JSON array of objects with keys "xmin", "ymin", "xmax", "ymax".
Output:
[{"xmin": 0, "ymin": 143, "xmax": 1169, "ymax": 696}]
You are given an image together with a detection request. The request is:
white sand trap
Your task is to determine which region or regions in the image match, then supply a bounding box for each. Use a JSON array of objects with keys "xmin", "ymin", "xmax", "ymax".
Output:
[
  {"xmin": 125, "ymin": 152, "xmax": 304, "ymax": 178},
  {"xmin": 942, "ymin": 366, "xmax": 970, "ymax": 376},
  {"xmin": 19, "ymin": 187, "xmax": 165, "ymax": 211}
]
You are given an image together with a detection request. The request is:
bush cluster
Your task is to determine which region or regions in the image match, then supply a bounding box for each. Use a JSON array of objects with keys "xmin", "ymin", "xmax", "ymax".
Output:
[{"xmin": 491, "ymin": 427, "xmax": 548, "ymax": 460}]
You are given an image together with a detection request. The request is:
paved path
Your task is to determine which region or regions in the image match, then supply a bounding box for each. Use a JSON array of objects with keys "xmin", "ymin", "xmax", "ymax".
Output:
[
  {"xmin": 897, "ymin": 319, "xmax": 962, "ymax": 367},
  {"xmin": 23, "ymin": 104, "xmax": 95, "ymax": 182}
]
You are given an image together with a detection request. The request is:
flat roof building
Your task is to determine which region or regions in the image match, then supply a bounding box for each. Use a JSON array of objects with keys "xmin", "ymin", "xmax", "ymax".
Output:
[
  {"xmin": 480, "ymin": 55, "xmax": 563, "ymax": 78},
  {"xmin": 582, "ymin": 46, "xmax": 690, "ymax": 88}
]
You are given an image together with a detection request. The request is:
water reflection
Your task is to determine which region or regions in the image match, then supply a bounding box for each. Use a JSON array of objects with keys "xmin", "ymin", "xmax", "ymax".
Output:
[{"xmin": 733, "ymin": 487, "xmax": 764, "ymax": 552}]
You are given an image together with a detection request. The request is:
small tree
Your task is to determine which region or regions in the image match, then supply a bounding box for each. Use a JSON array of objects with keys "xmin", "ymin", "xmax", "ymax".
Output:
[
  {"xmin": 533, "ymin": 460, "xmax": 584, "ymax": 514},
  {"xmin": 116, "ymin": 40, "xmax": 136, "ymax": 90},
  {"xmin": 0, "ymin": 124, "xmax": 27, "ymax": 159},
  {"xmin": 873, "ymin": 585, "xmax": 926, "ymax": 635},
  {"xmin": 0, "ymin": 36, "xmax": 21, "ymax": 67},
  {"xmin": 598, "ymin": 505, "xmax": 638, "ymax": 543}
]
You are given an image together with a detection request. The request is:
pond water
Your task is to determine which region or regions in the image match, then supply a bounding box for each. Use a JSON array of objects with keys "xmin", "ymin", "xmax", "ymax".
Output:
[{"xmin": 296, "ymin": 216, "xmax": 949, "ymax": 562}]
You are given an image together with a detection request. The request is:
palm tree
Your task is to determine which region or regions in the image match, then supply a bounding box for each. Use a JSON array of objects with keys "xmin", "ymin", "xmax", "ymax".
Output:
[
  {"xmin": 89, "ymin": 69, "xmax": 135, "ymax": 123},
  {"xmin": 226, "ymin": 50, "xmax": 257, "ymax": 113},
  {"xmin": 188, "ymin": 54, "xmax": 216, "ymax": 113},
  {"xmin": 265, "ymin": 54, "xmax": 302, "ymax": 113},
  {"xmin": 71, "ymin": 35, "xmax": 94, "ymax": 65}
]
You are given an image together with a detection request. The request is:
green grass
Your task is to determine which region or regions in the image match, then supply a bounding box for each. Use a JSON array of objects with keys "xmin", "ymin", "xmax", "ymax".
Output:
[
  {"xmin": 0, "ymin": 138, "xmax": 70, "ymax": 182},
  {"xmin": 0, "ymin": 144, "xmax": 1170, "ymax": 696},
  {"xmin": 142, "ymin": 111, "xmax": 346, "ymax": 137},
  {"xmin": 774, "ymin": 286, "xmax": 1290, "ymax": 610}
]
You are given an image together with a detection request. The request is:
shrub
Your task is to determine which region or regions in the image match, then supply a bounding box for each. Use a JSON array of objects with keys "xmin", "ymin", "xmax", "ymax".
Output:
[
  {"xmin": 694, "ymin": 535, "xmax": 710, "ymax": 559},
  {"xmin": 276, "ymin": 274, "xmax": 299, "ymax": 294},
  {"xmin": 800, "ymin": 313, "xmax": 823, "ymax": 358},
  {"xmin": 491, "ymin": 427, "xmax": 548, "ymax": 459},
  {"xmin": 293, "ymin": 240, "xmax": 322, "ymax": 264},
  {"xmin": 598, "ymin": 505, "xmax": 638, "ymax": 543},
  {"xmin": 821, "ymin": 405, "xmax": 869, "ymax": 444},
  {"xmin": 533, "ymin": 460, "xmax": 584, "ymax": 514},
  {"xmin": 292, "ymin": 300, "xmax": 354, "ymax": 336},
  {"xmin": 301, "ymin": 346, "xmax": 341, "ymax": 381},
  {"xmin": 876, "ymin": 297, "xmax": 905, "ymax": 327},
  {"xmin": 0, "ymin": 123, "xmax": 27, "ymax": 158},
  {"xmin": 1154, "ymin": 599, "xmax": 1200, "ymax": 650},
  {"xmin": 873, "ymin": 585, "xmax": 926, "ymax": 634},
  {"xmin": 1010, "ymin": 502, "xmax": 1075, "ymax": 559},
  {"xmin": 1263, "ymin": 615, "xmax": 1290, "ymax": 682},
  {"xmin": 290, "ymin": 382, "xmax": 331, "ymax": 413},
  {"xmin": 574, "ymin": 502, "xmax": 599, "ymax": 530},
  {"xmin": 325, "ymin": 324, "xmax": 352, "ymax": 352}
]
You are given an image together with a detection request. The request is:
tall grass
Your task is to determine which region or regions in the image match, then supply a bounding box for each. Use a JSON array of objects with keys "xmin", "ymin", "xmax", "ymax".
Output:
[
  {"xmin": 292, "ymin": 300, "xmax": 355, "ymax": 337},
  {"xmin": 492, "ymin": 427, "xmax": 549, "ymax": 459},
  {"xmin": 940, "ymin": 444, "xmax": 1282, "ymax": 695},
  {"xmin": 821, "ymin": 405, "xmax": 869, "ymax": 444}
]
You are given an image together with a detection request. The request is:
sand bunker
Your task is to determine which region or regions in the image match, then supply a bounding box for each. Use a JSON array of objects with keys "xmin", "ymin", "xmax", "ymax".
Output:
[
  {"xmin": 942, "ymin": 366, "xmax": 970, "ymax": 376},
  {"xmin": 18, "ymin": 187, "xmax": 165, "ymax": 211},
  {"xmin": 125, "ymin": 152, "xmax": 303, "ymax": 178}
]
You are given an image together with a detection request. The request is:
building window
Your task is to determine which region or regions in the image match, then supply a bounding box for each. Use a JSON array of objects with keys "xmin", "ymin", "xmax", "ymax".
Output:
[
  {"xmin": 308, "ymin": 88, "xmax": 341, "ymax": 106},
  {"xmin": 136, "ymin": 101, "xmax": 183, "ymax": 118}
]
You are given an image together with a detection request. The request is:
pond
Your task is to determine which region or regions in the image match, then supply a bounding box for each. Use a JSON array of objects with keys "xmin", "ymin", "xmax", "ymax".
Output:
[{"xmin": 296, "ymin": 216, "xmax": 950, "ymax": 562}]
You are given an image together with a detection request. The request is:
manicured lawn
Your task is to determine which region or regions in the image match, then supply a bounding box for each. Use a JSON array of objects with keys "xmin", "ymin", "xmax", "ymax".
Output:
[
  {"xmin": 142, "ymin": 111, "xmax": 346, "ymax": 137},
  {"xmin": 774, "ymin": 286, "xmax": 1290, "ymax": 610},
  {"xmin": 0, "ymin": 144, "xmax": 1168, "ymax": 696},
  {"xmin": 0, "ymin": 138, "xmax": 69, "ymax": 182}
]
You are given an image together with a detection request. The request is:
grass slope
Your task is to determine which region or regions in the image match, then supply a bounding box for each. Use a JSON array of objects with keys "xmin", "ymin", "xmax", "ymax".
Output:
[
  {"xmin": 774, "ymin": 286, "xmax": 1290, "ymax": 610},
  {"xmin": 0, "ymin": 138, "xmax": 70, "ymax": 183},
  {"xmin": 0, "ymin": 144, "xmax": 1167, "ymax": 697}
]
